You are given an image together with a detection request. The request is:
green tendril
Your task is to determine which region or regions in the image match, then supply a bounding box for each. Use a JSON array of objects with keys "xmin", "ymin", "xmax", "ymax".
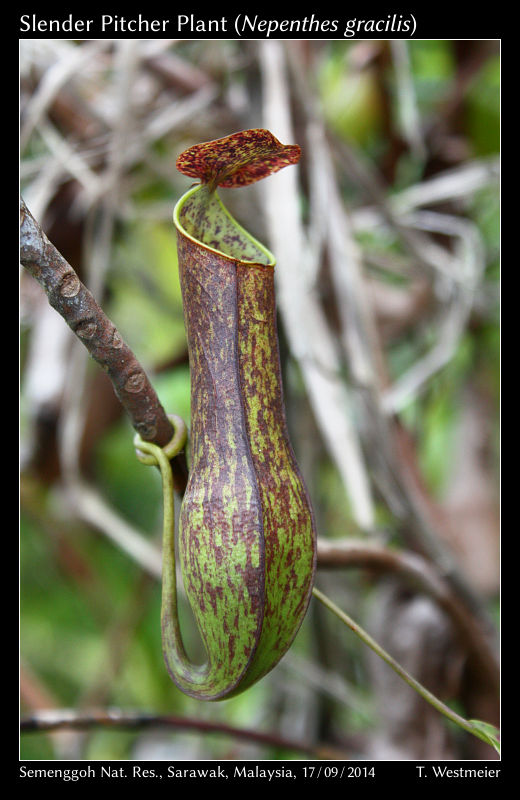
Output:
[
  {"xmin": 312, "ymin": 587, "xmax": 500, "ymax": 754},
  {"xmin": 133, "ymin": 414, "xmax": 188, "ymax": 647}
]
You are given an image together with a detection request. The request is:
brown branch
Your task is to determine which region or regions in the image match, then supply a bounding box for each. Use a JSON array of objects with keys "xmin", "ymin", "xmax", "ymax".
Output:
[
  {"xmin": 20, "ymin": 197, "xmax": 188, "ymax": 495},
  {"xmin": 317, "ymin": 539, "xmax": 499, "ymax": 695},
  {"xmin": 19, "ymin": 708, "xmax": 344, "ymax": 760}
]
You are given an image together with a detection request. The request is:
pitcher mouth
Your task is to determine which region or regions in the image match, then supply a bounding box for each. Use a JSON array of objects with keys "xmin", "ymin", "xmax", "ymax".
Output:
[{"xmin": 174, "ymin": 183, "xmax": 275, "ymax": 268}]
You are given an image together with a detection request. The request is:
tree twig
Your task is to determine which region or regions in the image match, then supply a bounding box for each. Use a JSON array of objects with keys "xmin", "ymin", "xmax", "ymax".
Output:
[
  {"xmin": 20, "ymin": 198, "xmax": 188, "ymax": 495},
  {"xmin": 317, "ymin": 539, "xmax": 499, "ymax": 693},
  {"xmin": 19, "ymin": 708, "xmax": 343, "ymax": 760}
]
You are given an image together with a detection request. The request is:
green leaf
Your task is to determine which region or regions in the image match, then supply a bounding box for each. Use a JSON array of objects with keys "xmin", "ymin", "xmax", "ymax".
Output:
[{"xmin": 469, "ymin": 719, "xmax": 500, "ymax": 754}]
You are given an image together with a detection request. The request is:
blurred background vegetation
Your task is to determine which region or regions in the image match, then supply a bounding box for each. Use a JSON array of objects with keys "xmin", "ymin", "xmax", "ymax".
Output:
[{"xmin": 20, "ymin": 39, "xmax": 499, "ymax": 761}]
